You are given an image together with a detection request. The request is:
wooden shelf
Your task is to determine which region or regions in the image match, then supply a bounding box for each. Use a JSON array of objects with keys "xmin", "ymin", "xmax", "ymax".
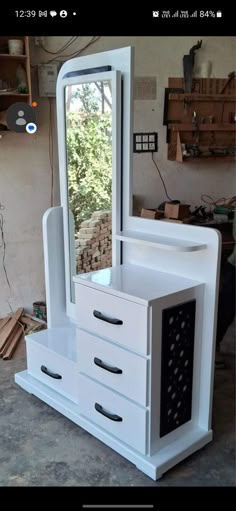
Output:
[
  {"xmin": 0, "ymin": 54, "xmax": 27, "ymax": 59},
  {"xmin": 0, "ymin": 36, "xmax": 32, "ymax": 128},
  {"xmin": 169, "ymin": 93, "xmax": 236, "ymax": 102},
  {"xmin": 0, "ymin": 93, "xmax": 29, "ymax": 97},
  {"xmin": 116, "ymin": 230, "xmax": 207, "ymax": 252},
  {"xmin": 166, "ymin": 77, "xmax": 236, "ymax": 161},
  {"xmin": 170, "ymin": 124, "xmax": 236, "ymax": 132}
]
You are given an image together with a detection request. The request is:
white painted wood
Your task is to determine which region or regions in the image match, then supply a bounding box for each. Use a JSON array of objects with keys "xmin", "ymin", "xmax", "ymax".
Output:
[
  {"xmin": 116, "ymin": 230, "xmax": 207, "ymax": 252},
  {"xmin": 26, "ymin": 338, "xmax": 79, "ymax": 404},
  {"xmin": 73, "ymin": 263, "xmax": 202, "ymax": 305},
  {"xmin": 69, "ymin": 210, "xmax": 76, "ymax": 304},
  {"xmin": 56, "ymin": 48, "xmax": 133, "ymax": 321},
  {"xmin": 75, "ymin": 283, "xmax": 149, "ymax": 355},
  {"xmin": 14, "ymin": 371, "xmax": 213, "ymax": 481},
  {"xmin": 78, "ymin": 373, "xmax": 147, "ymax": 455},
  {"xmin": 26, "ymin": 327, "xmax": 77, "ymax": 362},
  {"xmin": 14, "ymin": 45, "xmax": 221, "ymax": 482},
  {"xmin": 76, "ymin": 329, "xmax": 149, "ymax": 406},
  {"xmin": 149, "ymin": 285, "xmax": 204, "ymax": 455},
  {"xmin": 123, "ymin": 226, "xmax": 221, "ymax": 431},
  {"xmin": 42, "ymin": 207, "xmax": 70, "ymax": 328}
]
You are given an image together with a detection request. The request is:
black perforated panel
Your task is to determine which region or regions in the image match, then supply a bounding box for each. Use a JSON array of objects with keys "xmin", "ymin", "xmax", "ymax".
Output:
[{"xmin": 160, "ymin": 300, "xmax": 196, "ymax": 438}]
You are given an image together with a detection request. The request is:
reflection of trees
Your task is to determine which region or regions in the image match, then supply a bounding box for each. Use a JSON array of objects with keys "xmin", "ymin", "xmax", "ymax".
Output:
[
  {"xmin": 66, "ymin": 81, "xmax": 112, "ymax": 114},
  {"xmin": 66, "ymin": 83, "xmax": 112, "ymax": 232}
]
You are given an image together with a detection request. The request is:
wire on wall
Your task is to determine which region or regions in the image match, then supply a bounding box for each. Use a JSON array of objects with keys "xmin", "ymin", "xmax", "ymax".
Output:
[
  {"xmin": 39, "ymin": 36, "xmax": 79, "ymax": 55},
  {"xmin": 0, "ymin": 203, "xmax": 11, "ymax": 290},
  {"xmin": 45, "ymin": 36, "xmax": 101, "ymax": 64},
  {"xmin": 151, "ymin": 152, "xmax": 172, "ymax": 201},
  {"xmin": 48, "ymin": 98, "xmax": 54, "ymax": 207}
]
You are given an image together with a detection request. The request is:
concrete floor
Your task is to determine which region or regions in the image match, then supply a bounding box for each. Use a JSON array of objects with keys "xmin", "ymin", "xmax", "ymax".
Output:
[{"xmin": 0, "ymin": 322, "xmax": 235, "ymax": 487}]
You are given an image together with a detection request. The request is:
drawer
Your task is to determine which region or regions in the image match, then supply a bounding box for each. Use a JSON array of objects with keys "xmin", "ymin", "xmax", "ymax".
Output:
[
  {"xmin": 78, "ymin": 374, "xmax": 147, "ymax": 454},
  {"xmin": 75, "ymin": 284, "xmax": 149, "ymax": 355},
  {"xmin": 77, "ymin": 329, "xmax": 149, "ymax": 406},
  {"xmin": 26, "ymin": 339, "xmax": 79, "ymax": 403}
]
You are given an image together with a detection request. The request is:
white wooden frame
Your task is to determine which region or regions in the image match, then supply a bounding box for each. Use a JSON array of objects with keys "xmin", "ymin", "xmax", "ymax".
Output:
[{"xmin": 56, "ymin": 47, "xmax": 133, "ymax": 321}]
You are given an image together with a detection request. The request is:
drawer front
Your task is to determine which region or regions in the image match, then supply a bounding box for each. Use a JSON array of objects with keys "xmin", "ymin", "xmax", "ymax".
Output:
[
  {"xmin": 77, "ymin": 329, "xmax": 149, "ymax": 406},
  {"xmin": 26, "ymin": 340, "xmax": 78, "ymax": 403},
  {"xmin": 78, "ymin": 374, "xmax": 147, "ymax": 454},
  {"xmin": 75, "ymin": 284, "xmax": 149, "ymax": 355}
]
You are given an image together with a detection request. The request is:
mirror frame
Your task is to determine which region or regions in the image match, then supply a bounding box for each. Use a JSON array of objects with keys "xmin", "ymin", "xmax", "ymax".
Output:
[{"xmin": 56, "ymin": 48, "xmax": 133, "ymax": 321}]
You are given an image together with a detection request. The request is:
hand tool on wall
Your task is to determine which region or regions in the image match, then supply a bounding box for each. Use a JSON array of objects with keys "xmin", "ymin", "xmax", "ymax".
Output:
[
  {"xmin": 183, "ymin": 40, "xmax": 202, "ymax": 94},
  {"xmin": 220, "ymin": 71, "xmax": 235, "ymax": 94}
]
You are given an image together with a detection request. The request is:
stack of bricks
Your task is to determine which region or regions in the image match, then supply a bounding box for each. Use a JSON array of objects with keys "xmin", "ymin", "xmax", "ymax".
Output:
[{"xmin": 75, "ymin": 210, "xmax": 112, "ymax": 274}]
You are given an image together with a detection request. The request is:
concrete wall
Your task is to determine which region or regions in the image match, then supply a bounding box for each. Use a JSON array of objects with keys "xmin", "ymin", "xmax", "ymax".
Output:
[{"xmin": 0, "ymin": 36, "xmax": 235, "ymax": 315}]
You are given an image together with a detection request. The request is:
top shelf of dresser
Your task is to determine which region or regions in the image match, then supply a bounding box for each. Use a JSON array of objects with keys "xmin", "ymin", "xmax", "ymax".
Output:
[{"xmin": 116, "ymin": 230, "xmax": 207, "ymax": 252}]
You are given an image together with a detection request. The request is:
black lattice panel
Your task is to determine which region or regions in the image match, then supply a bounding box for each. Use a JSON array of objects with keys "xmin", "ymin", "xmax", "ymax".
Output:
[{"xmin": 160, "ymin": 300, "xmax": 196, "ymax": 438}]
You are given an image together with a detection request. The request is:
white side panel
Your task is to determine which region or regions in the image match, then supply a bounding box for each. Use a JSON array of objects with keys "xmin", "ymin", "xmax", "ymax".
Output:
[
  {"xmin": 123, "ymin": 225, "xmax": 221, "ymax": 430},
  {"xmin": 42, "ymin": 207, "xmax": 70, "ymax": 327},
  {"xmin": 150, "ymin": 285, "xmax": 204, "ymax": 454}
]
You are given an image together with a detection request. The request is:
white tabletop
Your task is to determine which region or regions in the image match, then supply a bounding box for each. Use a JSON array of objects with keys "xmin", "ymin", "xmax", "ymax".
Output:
[{"xmin": 73, "ymin": 264, "xmax": 202, "ymax": 305}]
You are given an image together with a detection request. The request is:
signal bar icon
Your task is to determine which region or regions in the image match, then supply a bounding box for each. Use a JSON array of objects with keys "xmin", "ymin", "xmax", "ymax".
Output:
[{"xmin": 191, "ymin": 10, "xmax": 197, "ymax": 17}]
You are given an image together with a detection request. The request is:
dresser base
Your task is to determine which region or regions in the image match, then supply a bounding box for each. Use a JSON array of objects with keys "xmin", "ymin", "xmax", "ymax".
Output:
[{"xmin": 15, "ymin": 370, "xmax": 213, "ymax": 481}]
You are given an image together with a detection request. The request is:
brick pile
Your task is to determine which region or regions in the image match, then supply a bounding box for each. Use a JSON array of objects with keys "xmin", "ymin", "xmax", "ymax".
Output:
[{"xmin": 75, "ymin": 210, "xmax": 112, "ymax": 273}]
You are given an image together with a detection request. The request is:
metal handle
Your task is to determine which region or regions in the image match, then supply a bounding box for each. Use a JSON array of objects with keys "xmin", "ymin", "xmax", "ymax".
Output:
[
  {"xmin": 95, "ymin": 403, "xmax": 123, "ymax": 422},
  {"xmin": 94, "ymin": 357, "xmax": 122, "ymax": 374},
  {"xmin": 93, "ymin": 310, "xmax": 123, "ymax": 325},
  {"xmin": 41, "ymin": 365, "xmax": 62, "ymax": 380}
]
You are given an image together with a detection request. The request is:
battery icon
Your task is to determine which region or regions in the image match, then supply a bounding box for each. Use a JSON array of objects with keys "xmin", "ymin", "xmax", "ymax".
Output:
[{"xmin": 216, "ymin": 10, "xmax": 222, "ymax": 17}]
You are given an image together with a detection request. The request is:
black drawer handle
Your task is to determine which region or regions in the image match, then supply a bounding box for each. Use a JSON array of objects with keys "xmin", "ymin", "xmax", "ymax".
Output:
[
  {"xmin": 95, "ymin": 402, "xmax": 123, "ymax": 422},
  {"xmin": 93, "ymin": 310, "xmax": 123, "ymax": 325},
  {"xmin": 41, "ymin": 365, "xmax": 62, "ymax": 380},
  {"xmin": 94, "ymin": 357, "xmax": 122, "ymax": 374}
]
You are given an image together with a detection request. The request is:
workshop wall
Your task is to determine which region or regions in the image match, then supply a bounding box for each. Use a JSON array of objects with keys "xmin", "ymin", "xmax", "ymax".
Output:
[{"xmin": 0, "ymin": 36, "xmax": 235, "ymax": 315}]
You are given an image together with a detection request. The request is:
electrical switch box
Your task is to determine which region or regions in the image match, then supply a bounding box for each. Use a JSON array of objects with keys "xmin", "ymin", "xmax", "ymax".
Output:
[
  {"xmin": 133, "ymin": 132, "xmax": 158, "ymax": 153},
  {"xmin": 38, "ymin": 64, "xmax": 58, "ymax": 97}
]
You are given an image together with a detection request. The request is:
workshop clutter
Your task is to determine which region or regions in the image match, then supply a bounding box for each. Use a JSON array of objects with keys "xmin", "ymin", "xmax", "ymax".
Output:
[
  {"xmin": 141, "ymin": 202, "xmax": 192, "ymax": 224},
  {"xmin": 0, "ymin": 308, "xmax": 47, "ymax": 360},
  {"xmin": 33, "ymin": 301, "xmax": 47, "ymax": 322}
]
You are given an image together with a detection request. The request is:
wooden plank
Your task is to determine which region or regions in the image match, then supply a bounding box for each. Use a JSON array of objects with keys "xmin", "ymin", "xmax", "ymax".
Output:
[
  {"xmin": 0, "ymin": 307, "xmax": 24, "ymax": 351},
  {"xmin": 0, "ymin": 316, "xmax": 12, "ymax": 331},
  {"xmin": 24, "ymin": 313, "xmax": 47, "ymax": 325},
  {"xmin": 20, "ymin": 316, "xmax": 39, "ymax": 327},
  {"xmin": 3, "ymin": 327, "xmax": 23, "ymax": 360},
  {"xmin": 170, "ymin": 123, "xmax": 236, "ymax": 132},
  {"xmin": 0, "ymin": 323, "xmax": 20, "ymax": 356},
  {"xmin": 0, "ymin": 327, "xmax": 16, "ymax": 356},
  {"xmin": 169, "ymin": 93, "xmax": 236, "ymax": 102},
  {"xmin": 176, "ymin": 132, "xmax": 183, "ymax": 162}
]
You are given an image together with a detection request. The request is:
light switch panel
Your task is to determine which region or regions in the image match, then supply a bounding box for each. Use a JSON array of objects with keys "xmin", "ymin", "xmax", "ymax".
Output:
[{"xmin": 133, "ymin": 132, "xmax": 158, "ymax": 153}]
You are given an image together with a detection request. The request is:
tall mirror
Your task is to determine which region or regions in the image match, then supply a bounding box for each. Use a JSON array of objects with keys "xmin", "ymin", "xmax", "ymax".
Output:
[{"xmin": 65, "ymin": 79, "xmax": 113, "ymax": 303}]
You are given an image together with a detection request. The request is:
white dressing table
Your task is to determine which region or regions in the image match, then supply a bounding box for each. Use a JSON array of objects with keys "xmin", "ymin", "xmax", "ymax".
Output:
[{"xmin": 15, "ymin": 47, "xmax": 221, "ymax": 481}]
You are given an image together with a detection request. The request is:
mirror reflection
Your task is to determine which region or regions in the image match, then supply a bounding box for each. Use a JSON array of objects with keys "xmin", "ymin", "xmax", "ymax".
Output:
[{"xmin": 65, "ymin": 80, "xmax": 112, "ymax": 302}]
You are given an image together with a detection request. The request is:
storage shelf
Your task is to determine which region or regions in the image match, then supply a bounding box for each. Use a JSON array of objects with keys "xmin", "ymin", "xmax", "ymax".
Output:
[
  {"xmin": 0, "ymin": 36, "xmax": 31, "ymax": 129},
  {"xmin": 169, "ymin": 93, "xmax": 236, "ymax": 102},
  {"xmin": 170, "ymin": 123, "xmax": 236, "ymax": 132},
  {"xmin": 0, "ymin": 93, "xmax": 29, "ymax": 97},
  {"xmin": 116, "ymin": 231, "xmax": 207, "ymax": 252},
  {"xmin": 0, "ymin": 54, "xmax": 27, "ymax": 59}
]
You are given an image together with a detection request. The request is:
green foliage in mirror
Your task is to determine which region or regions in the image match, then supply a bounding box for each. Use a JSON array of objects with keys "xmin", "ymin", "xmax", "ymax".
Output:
[{"xmin": 66, "ymin": 83, "xmax": 112, "ymax": 232}]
